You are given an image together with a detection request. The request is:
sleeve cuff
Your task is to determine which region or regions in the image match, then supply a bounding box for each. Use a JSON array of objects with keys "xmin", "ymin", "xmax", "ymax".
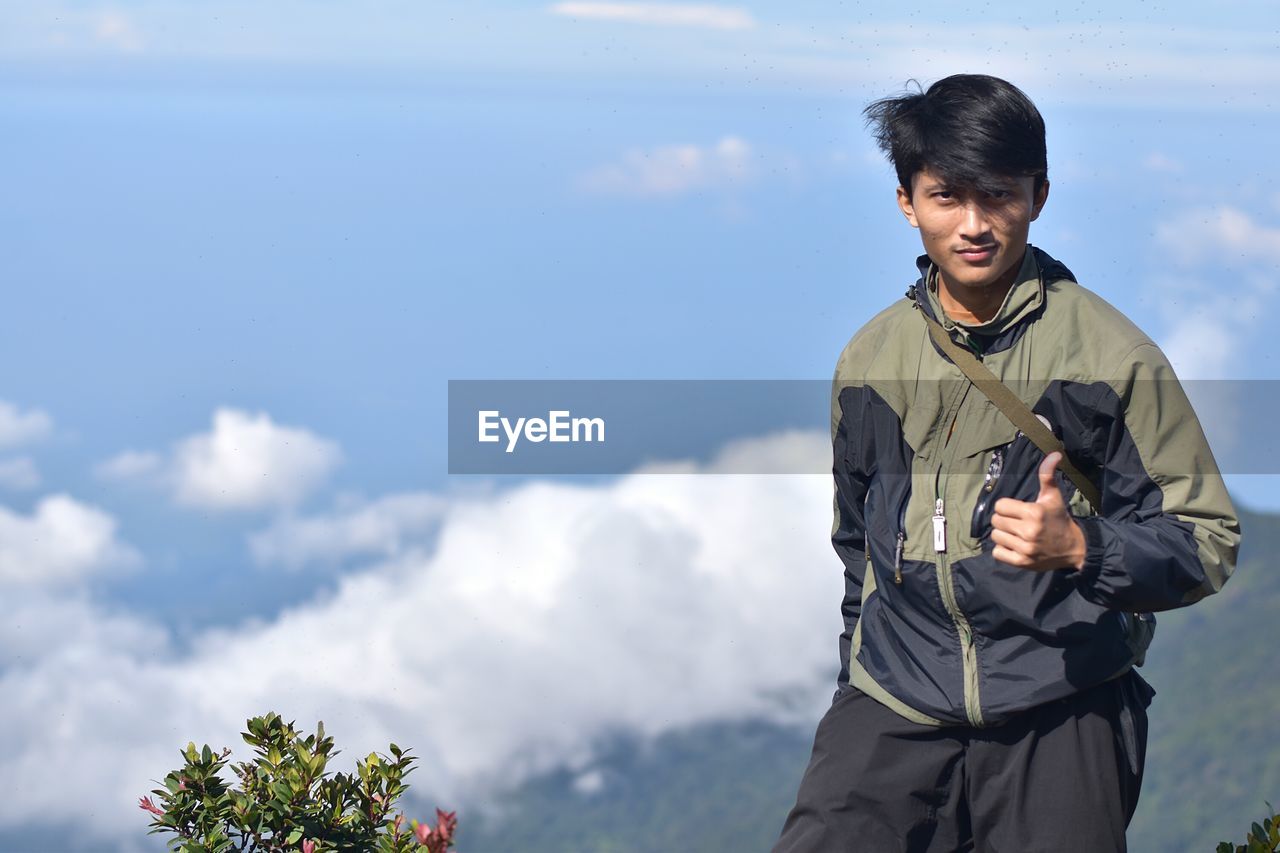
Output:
[{"xmin": 1073, "ymin": 515, "xmax": 1108, "ymax": 588}]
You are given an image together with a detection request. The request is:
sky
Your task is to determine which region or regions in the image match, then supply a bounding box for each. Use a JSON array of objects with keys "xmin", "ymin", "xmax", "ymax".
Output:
[{"xmin": 2, "ymin": 1, "xmax": 1280, "ymax": 848}]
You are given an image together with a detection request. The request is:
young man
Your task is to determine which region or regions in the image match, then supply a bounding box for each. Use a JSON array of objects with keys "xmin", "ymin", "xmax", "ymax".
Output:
[{"xmin": 772, "ymin": 74, "xmax": 1241, "ymax": 852}]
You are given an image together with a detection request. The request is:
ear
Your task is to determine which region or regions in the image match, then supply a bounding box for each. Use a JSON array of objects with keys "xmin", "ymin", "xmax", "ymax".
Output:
[
  {"xmin": 896, "ymin": 185, "xmax": 920, "ymax": 228},
  {"xmin": 1029, "ymin": 179, "xmax": 1050, "ymax": 222}
]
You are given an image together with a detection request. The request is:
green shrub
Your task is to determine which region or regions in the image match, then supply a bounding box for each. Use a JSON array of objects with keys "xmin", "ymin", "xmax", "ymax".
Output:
[
  {"xmin": 139, "ymin": 712, "xmax": 456, "ymax": 852},
  {"xmin": 1216, "ymin": 802, "xmax": 1279, "ymax": 853}
]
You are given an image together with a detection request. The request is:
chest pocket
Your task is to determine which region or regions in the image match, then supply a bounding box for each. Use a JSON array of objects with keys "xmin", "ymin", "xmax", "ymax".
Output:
[
  {"xmin": 949, "ymin": 392, "xmax": 1021, "ymax": 462},
  {"xmin": 947, "ymin": 394, "xmax": 1020, "ymax": 550}
]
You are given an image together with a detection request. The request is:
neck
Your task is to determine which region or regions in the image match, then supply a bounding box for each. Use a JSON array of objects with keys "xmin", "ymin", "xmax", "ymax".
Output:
[{"xmin": 935, "ymin": 258, "xmax": 1022, "ymax": 326}]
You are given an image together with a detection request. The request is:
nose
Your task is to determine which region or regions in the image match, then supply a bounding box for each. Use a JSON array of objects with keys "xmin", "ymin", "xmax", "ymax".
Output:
[{"xmin": 959, "ymin": 200, "xmax": 992, "ymax": 241}]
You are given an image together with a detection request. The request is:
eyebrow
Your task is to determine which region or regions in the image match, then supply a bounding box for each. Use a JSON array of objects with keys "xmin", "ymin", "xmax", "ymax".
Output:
[{"xmin": 921, "ymin": 179, "xmax": 1016, "ymax": 195}]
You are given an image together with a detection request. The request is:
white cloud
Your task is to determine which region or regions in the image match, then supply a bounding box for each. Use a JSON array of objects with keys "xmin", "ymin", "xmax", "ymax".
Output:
[
  {"xmin": 0, "ymin": 457, "xmax": 40, "ymax": 491},
  {"xmin": 94, "ymin": 449, "xmax": 163, "ymax": 482},
  {"xmin": 0, "ymin": 431, "xmax": 839, "ymax": 848},
  {"xmin": 577, "ymin": 135, "xmax": 754, "ymax": 197},
  {"xmin": 1151, "ymin": 206, "xmax": 1280, "ymax": 379},
  {"xmin": 0, "ymin": 494, "xmax": 140, "ymax": 586},
  {"xmin": 248, "ymin": 491, "xmax": 448, "ymax": 570},
  {"xmin": 548, "ymin": 2, "xmax": 755, "ymax": 30},
  {"xmin": 1155, "ymin": 205, "xmax": 1280, "ymax": 268},
  {"xmin": 101, "ymin": 408, "xmax": 342, "ymax": 511},
  {"xmin": 171, "ymin": 408, "xmax": 341, "ymax": 510},
  {"xmin": 0, "ymin": 401, "xmax": 53, "ymax": 449}
]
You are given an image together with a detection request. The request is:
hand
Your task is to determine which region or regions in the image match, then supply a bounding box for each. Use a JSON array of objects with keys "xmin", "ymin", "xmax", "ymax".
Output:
[{"xmin": 989, "ymin": 451, "xmax": 1087, "ymax": 572}]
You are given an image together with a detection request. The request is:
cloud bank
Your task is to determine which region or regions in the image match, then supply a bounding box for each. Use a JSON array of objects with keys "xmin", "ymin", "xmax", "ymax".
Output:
[{"xmin": 0, "ymin": 430, "xmax": 839, "ymax": 849}]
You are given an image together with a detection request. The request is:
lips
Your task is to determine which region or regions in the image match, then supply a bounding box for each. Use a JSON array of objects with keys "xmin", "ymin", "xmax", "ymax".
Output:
[{"xmin": 957, "ymin": 245, "xmax": 997, "ymax": 262}]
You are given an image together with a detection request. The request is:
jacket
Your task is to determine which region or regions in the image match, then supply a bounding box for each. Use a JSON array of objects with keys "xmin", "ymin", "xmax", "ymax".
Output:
[{"xmin": 830, "ymin": 244, "xmax": 1241, "ymax": 727}]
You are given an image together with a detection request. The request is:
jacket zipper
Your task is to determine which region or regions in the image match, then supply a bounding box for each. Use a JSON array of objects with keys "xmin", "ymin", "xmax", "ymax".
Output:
[
  {"xmin": 970, "ymin": 446, "xmax": 1005, "ymax": 538},
  {"xmin": 893, "ymin": 493, "xmax": 908, "ymax": 584},
  {"xmin": 935, "ymin": 390, "xmax": 985, "ymax": 727}
]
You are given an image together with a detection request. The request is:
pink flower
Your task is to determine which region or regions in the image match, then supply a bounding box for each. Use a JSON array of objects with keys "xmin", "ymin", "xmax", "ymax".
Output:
[
  {"xmin": 413, "ymin": 810, "xmax": 458, "ymax": 851},
  {"xmin": 138, "ymin": 796, "xmax": 164, "ymax": 817},
  {"xmin": 301, "ymin": 840, "xmax": 316, "ymax": 853},
  {"xmin": 435, "ymin": 809, "xmax": 458, "ymax": 843}
]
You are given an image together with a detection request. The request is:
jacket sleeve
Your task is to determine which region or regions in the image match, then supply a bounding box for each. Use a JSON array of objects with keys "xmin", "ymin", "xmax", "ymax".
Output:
[
  {"xmin": 1072, "ymin": 342, "xmax": 1241, "ymax": 612},
  {"xmin": 831, "ymin": 369, "xmax": 871, "ymax": 686}
]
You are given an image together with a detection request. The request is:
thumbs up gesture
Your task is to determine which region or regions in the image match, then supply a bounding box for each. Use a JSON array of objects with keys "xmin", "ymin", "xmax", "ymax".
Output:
[{"xmin": 990, "ymin": 451, "xmax": 1088, "ymax": 572}]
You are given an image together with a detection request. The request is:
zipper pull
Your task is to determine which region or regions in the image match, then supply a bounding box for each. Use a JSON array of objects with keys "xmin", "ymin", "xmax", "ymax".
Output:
[
  {"xmin": 932, "ymin": 498, "xmax": 946, "ymax": 552},
  {"xmin": 893, "ymin": 531, "xmax": 905, "ymax": 584}
]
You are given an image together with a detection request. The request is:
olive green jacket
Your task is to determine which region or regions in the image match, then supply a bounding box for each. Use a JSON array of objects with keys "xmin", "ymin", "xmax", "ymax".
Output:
[{"xmin": 830, "ymin": 244, "xmax": 1241, "ymax": 726}]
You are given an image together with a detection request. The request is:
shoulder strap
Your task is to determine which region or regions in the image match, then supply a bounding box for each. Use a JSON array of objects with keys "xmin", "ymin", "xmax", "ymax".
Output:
[{"xmin": 919, "ymin": 308, "xmax": 1103, "ymax": 512}]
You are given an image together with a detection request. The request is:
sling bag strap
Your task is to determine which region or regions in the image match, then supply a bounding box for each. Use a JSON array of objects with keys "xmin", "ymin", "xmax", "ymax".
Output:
[{"xmin": 919, "ymin": 309, "xmax": 1103, "ymax": 512}]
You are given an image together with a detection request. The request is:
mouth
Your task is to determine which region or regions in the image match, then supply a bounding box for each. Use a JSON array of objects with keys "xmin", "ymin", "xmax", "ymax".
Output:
[{"xmin": 956, "ymin": 244, "xmax": 997, "ymax": 262}]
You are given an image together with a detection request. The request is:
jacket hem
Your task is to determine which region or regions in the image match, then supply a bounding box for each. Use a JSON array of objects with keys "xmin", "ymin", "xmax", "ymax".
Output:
[{"xmin": 848, "ymin": 660, "xmax": 946, "ymax": 727}]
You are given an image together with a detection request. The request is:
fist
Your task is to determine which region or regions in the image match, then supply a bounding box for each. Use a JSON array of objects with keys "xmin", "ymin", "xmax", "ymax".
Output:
[{"xmin": 989, "ymin": 451, "xmax": 1087, "ymax": 572}]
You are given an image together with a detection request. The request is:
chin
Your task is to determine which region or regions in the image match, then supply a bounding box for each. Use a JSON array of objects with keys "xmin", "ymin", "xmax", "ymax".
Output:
[{"xmin": 945, "ymin": 269, "xmax": 1000, "ymax": 289}]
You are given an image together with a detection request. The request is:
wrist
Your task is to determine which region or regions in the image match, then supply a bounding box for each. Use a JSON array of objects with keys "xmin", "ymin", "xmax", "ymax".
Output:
[{"xmin": 1066, "ymin": 517, "xmax": 1086, "ymax": 572}]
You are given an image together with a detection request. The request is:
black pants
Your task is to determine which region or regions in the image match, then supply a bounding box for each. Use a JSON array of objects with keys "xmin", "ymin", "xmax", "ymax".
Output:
[{"xmin": 772, "ymin": 670, "xmax": 1153, "ymax": 853}]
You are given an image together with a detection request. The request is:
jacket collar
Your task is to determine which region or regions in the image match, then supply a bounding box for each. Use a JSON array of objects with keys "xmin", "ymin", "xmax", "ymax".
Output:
[{"xmin": 907, "ymin": 245, "xmax": 1077, "ymax": 358}]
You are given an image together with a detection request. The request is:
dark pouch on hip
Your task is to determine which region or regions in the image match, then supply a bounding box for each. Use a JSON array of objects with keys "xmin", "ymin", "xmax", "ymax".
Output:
[{"xmin": 1114, "ymin": 669, "xmax": 1156, "ymax": 778}]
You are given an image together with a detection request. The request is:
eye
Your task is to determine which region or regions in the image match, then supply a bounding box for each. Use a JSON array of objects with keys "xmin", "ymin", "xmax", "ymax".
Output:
[{"xmin": 983, "ymin": 189, "xmax": 1012, "ymax": 201}]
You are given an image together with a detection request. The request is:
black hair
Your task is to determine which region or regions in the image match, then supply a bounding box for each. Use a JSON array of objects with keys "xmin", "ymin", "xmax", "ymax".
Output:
[{"xmin": 863, "ymin": 74, "xmax": 1047, "ymax": 198}]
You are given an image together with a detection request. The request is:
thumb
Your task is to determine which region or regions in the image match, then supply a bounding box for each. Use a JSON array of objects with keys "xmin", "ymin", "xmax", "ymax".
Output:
[{"xmin": 1037, "ymin": 451, "xmax": 1064, "ymax": 505}]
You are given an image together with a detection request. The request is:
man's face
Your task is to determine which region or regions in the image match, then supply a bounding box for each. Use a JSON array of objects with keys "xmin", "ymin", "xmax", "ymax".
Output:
[{"xmin": 896, "ymin": 166, "xmax": 1049, "ymax": 294}]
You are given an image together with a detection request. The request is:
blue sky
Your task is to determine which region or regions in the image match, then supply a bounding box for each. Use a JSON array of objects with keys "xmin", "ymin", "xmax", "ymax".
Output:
[{"xmin": 2, "ymin": 1, "xmax": 1279, "ymax": 848}]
